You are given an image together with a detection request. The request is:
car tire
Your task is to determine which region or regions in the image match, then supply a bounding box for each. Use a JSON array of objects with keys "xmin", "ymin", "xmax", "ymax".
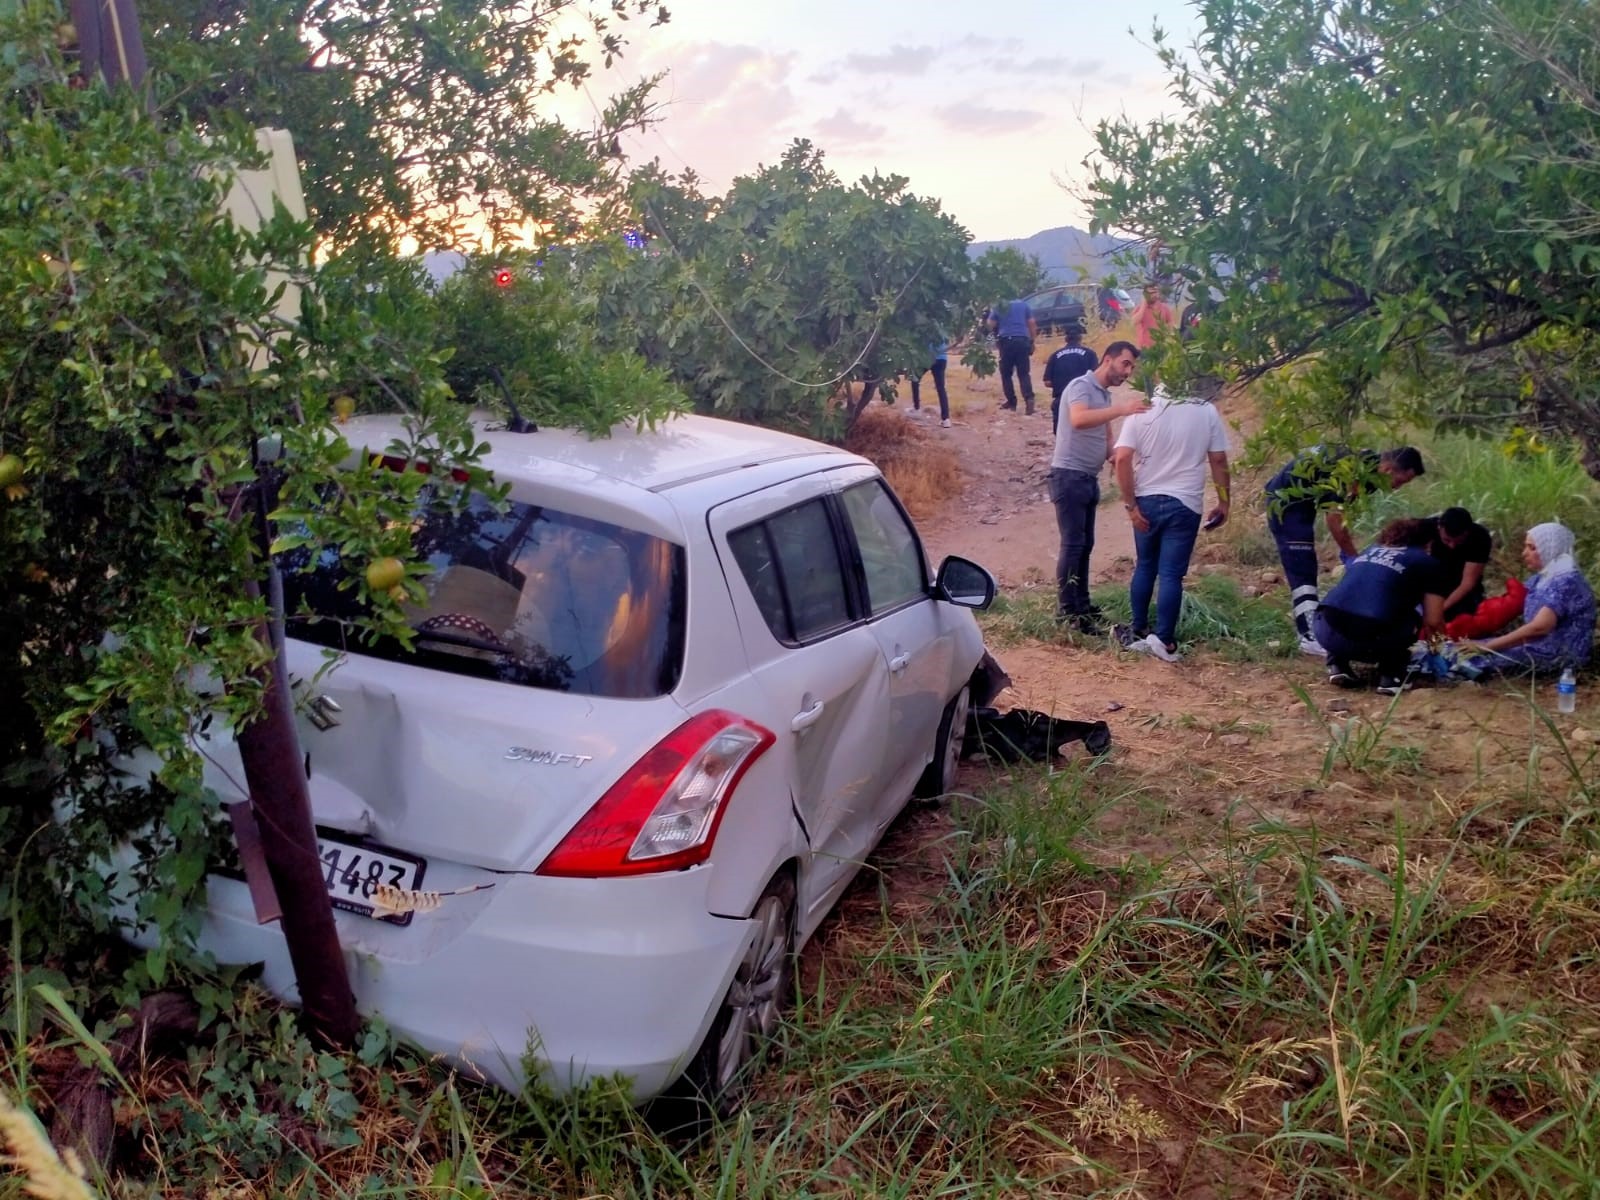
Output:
[
  {"xmin": 673, "ymin": 872, "xmax": 797, "ymax": 1118},
  {"xmin": 914, "ymin": 684, "xmax": 970, "ymax": 799}
]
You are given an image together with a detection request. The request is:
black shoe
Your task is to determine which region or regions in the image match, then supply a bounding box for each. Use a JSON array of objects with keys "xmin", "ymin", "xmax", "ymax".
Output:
[
  {"xmin": 1375, "ymin": 674, "xmax": 1413, "ymax": 696},
  {"xmin": 1073, "ymin": 613, "xmax": 1107, "ymax": 635},
  {"xmin": 1111, "ymin": 623, "xmax": 1140, "ymax": 649},
  {"xmin": 1024, "ymin": 404, "xmax": 1036, "ymax": 416},
  {"xmin": 1327, "ymin": 660, "xmax": 1358, "ymax": 688},
  {"xmin": 998, "ymin": 402, "xmax": 1017, "ymax": 411}
]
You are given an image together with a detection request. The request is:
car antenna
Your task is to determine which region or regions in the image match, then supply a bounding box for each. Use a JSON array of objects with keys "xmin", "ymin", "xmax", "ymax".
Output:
[{"xmin": 491, "ymin": 366, "xmax": 537, "ymax": 433}]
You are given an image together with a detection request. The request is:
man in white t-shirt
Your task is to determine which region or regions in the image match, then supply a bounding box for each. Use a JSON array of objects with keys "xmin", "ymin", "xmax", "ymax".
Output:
[{"xmin": 1110, "ymin": 378, "xmax": 1232, "ymax": 662}]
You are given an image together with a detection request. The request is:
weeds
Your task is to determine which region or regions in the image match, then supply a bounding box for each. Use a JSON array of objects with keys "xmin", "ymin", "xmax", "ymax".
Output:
[
  {"xmin": 1294, "ymin": 682, "xmax": 1424, "ymax": 781},
  {"xmin": 978, "ymin": 574, "xmax": 1297, "ymax": 662}
]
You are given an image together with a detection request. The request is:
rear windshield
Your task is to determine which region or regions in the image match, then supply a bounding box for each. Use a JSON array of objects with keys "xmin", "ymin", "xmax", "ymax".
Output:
[{"xmin": 279, "ymin": 491, "xmax": 686, "ymax": 699}]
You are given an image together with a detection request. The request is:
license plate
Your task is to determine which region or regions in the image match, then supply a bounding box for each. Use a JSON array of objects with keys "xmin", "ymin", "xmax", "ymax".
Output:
[{"xmin": 316, "ymin": 831, "xmax": 426, "ymax": 927}]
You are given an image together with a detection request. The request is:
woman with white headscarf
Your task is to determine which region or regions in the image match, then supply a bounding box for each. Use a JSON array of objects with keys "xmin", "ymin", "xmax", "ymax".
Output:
[{"xmin": 1471, "ymin": 521, "xmax": 1595, "ymax": 673}]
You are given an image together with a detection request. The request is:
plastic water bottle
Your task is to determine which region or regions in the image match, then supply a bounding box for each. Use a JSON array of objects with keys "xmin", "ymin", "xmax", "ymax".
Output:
[{"xmin": 1557, "ymin": 668, "xmax": 1578, "ymax": 715}]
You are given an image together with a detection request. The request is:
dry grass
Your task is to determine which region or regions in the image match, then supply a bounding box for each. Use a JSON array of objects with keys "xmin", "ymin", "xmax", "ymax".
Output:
[
  {"xmin": 844, "ymin": 405, "xmax": 962, "ymax": 520},
  {"xmin": 0, "ymin": 1091, "xmax": 95, "ymax": 1200}
]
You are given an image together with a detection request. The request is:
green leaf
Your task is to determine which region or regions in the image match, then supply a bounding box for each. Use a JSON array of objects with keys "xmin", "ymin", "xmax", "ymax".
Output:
[{"xmin": 1533, "ymin": 241, "xmax": 1552, "ymax": 273}]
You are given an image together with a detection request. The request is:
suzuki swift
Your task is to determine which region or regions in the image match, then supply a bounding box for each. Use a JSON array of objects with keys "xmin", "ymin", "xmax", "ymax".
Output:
[{"xmin": 146, "ymin": 411, "xmax": 996, "ymax": 1110}]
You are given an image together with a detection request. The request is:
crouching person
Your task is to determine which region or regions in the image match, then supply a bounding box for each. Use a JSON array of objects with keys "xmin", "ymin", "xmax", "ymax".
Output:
[{"xmin": 1316, "ymin": 518, "xmax": 1446, "ymax": 696}]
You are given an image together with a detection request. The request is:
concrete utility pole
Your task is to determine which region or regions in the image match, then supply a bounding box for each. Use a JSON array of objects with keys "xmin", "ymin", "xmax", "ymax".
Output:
[{"xmin": 67, "ymin": 0, "xmax": 360, "ymax": 1046}]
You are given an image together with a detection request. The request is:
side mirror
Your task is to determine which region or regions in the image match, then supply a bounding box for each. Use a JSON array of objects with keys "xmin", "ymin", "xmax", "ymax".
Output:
[{"xmin": 934, "ymin": 556, "xmax": 996, "ymax": 611}]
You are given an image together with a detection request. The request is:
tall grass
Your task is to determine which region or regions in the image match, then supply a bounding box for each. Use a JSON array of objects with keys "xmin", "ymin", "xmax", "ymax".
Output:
[
  {"xmin": 980, "ymin": 573, "xmax": 1297, "ymax": 661},
  {"xmin": 7, "ymin": 750, "xmax": 1600, "ymax": 1197},
  {"xmin": 1357, "ymin": 434, "xmax": 1600, "ymax": 576}
]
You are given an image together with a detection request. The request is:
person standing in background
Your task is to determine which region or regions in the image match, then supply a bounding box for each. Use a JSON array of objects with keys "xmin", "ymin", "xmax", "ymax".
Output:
[
  {"xmin": 988, "ymin": 298, "xmax": 1038, "ymax": 414},
  {"xmin": 1132, "ymin": 286, "xmax": 1175, "ymax": 349},
  {"xmin": 909, "ymin": 341, "xmax": 952, "ymax": 428},
  {"xmin": 1043, "ymin": 322, "xmax": 1097, "ymax": 433},
  {"xmin": 1049, "ymin": 341, "xmax": 1147, "ymax": 632},
  {"xmin": 1111, "ymin": 377, "xmax": 1232, "ymax": 662}
]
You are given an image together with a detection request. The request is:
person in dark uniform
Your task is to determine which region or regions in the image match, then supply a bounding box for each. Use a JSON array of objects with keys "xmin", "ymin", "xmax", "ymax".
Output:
[
  {"xmin": 988, "ymin": 298, "xmax": 1038, "ymax": 414},
  {"xmin": 1043, "ymin": 323, "xmax": 1097, "ymax": 433},
  {"xmin": 1315, "ymin": 518, "xmax": 1446, "ymax": 695},
  {"xmin": 1426, "ymin": 506, "xmax": 1491, "ymax": 619},
  {"xmin": 1264, "ymin": 444, "xmax": 1425, "ymax": 656}
]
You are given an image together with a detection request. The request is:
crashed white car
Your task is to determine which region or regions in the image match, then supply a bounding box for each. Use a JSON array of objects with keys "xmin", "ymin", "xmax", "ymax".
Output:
[{"xmin": 157, "ymin": 412, "xmax": 996, "ymax": 1106}]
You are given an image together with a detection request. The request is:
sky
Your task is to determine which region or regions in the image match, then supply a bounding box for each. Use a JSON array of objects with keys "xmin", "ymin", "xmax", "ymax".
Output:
[{"xmin": 558, "ymin": 0, "xmax": 1199, "ymax": 243}]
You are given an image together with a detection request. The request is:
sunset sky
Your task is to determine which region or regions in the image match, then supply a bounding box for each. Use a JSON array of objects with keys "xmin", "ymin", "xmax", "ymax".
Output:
[{"xmin": 560, "ymin": 0, "xmax": 1199, "ymax": 242}]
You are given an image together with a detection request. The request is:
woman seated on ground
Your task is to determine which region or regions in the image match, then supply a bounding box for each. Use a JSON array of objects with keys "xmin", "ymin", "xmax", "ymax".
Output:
[
  {"xmin": 1315, "ymin": 517, "xmax": 1446, "ymax": 695},
  {"xmin": 1463, "ymin": 522, "xmax": 1595, "ymax": 674}
]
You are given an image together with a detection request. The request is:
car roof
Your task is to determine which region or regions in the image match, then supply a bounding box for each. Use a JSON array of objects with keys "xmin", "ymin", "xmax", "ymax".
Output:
[{"xmin": 337, "ymin": 411, "xmax": 864, "ymax": 539}]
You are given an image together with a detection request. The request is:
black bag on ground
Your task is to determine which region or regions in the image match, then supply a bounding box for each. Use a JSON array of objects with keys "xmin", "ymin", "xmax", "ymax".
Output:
[{"xmin": 964, "ymin": 706, "xmax": 1112, "ymax": 763}]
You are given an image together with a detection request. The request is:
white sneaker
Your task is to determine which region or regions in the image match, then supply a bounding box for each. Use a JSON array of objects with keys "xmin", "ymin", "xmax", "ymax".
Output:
[
  {"xmin": 1143, "ymin": 634, "xmax": 1181, "ymax": 663},
  {"xmin": 1124, "ymin": 635, "xmax": 1154, "ymax": 656},
  {"xmin": 941, "ymin": 418, "xmax": 951, "ymax": 428},
  {"xmin": 1298, "ymin": 636, "xmax": 1327, "ymax": 657}
]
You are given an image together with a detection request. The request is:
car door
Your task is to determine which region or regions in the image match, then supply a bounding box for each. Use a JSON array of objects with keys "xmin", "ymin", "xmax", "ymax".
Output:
[
  {"xmin": 834, "ymin": 470, "xmax": 956, "ymax": 812},
  {"xmin": 707, "ymin": 484, "xmax": 890, "ymax": 925}
]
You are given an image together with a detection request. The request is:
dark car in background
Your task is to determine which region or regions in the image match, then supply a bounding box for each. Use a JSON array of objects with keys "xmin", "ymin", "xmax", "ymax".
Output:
[
  {"xmin": 1023, "ymin": 287, "xmax": 1088, "ymax": 335},
  {"xmin": 1025, "ymin": 285, "xmax": 1139, "ymax": 332}
]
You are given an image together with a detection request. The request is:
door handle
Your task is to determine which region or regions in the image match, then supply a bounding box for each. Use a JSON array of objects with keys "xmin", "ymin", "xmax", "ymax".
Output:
[
  {"xmin": 889, "ymin": 652, "xmax": 910, "ymax": 673},
  {"xmin": 790, "ymin": 699, "xmax": 826, "ymax": 733}
]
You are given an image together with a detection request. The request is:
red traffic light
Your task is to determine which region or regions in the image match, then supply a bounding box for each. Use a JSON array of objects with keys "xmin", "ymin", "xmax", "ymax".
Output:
[{"xmin": 492, "ymin": 267, "xmax": 514, "ymax": 288}]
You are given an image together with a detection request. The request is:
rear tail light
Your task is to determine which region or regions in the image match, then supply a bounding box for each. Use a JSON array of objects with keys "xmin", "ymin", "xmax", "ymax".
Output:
[{"xmin": 536, "ymin": 711, "xmax": 774, "ymax": 877}]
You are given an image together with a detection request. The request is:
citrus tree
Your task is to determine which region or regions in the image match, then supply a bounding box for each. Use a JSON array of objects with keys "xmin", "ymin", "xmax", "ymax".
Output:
[
  {"xmin": 0, "ymin": 0, "xmax": 675, "ymax": 1040},
  {"xmin": 1087, "ymin": 0, "xmax": 1600, "ymax": 475},
  {"xmin": 139, "ymin": 0, "xmax": 667, "ymax": 252},
  {"xmin": 434, "ymin": 258, "xmax": 685, "ymax": 437},
  {"xmin": 587, "ymin": 141, "xmax": 976, "ymax": 438}
]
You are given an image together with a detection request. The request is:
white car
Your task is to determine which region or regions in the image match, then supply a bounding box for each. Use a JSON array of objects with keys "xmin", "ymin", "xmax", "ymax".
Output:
[{"xmin": 154, "ymin": 411, "xmax": 996, "ymax": 1107}]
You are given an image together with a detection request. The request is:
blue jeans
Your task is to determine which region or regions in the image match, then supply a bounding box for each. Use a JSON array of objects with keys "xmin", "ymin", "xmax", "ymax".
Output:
[{"xmin": 1130, "ymin": 494, "xmax": 1202, "ymax": 647}]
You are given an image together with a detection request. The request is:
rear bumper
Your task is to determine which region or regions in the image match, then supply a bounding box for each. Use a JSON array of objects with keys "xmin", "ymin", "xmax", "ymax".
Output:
[{"xmin": 177, "ymin": 866, "xmax": 753, "ymax": 1098}]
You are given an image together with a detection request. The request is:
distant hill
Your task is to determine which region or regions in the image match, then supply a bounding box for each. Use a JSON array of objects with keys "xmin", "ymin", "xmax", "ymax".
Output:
[{"xmin": 969, "ymin": 225, "xmax": 1132, "ymax": 285}]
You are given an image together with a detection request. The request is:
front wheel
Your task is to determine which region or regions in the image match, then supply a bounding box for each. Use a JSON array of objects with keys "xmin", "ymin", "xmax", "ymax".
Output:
[
  {"xmin": 915, "ymin": 684, "xmax": 970, "ymax": 799},
  {"xmin": 674, "ymin": 873, "xmax": 797, "ymax": 1117}
]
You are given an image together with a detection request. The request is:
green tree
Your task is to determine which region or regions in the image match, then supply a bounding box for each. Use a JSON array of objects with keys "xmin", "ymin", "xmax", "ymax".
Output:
[
  {"xmin": 969, "ymin": 246, "xmax": 1047, "ymax": 326},
  {"xmin": 1087, "ymin": 0, "xmax": 1600, "ymax": 474},
  {"xmin": 589, "ymin": 141, "xmax": 976, "ymax": 438},
  {"xmin": 140, "ymin": 0, "xmax": 667, "ymax": 251},
  {"xmin": 436, "ymin": 257, "xmax": 686, "ymax": 435},
  {"xmin": 0, "ymin": 0, "xmax": 674, "ymax": 1033}
]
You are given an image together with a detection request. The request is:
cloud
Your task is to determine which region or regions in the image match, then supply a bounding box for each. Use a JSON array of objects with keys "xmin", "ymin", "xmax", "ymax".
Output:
[
  {"xmin": 810, "ymin": 43, "xmax": 932, "ymax": 84},
  {"xmin": 950, "ymin": 34, "xmax": 1023, "ymax": 54},
  {"xmin": 932, "ymin": 103, "xmax": 1047, "ymax": 135},
  {"xmin": 842, "ymin": 44, "xmax": 934, "ymax": 74},
  {"xmin": 814, "ymin": 109, "xmax": 886, "ymax": 148},
  {"xmin": 629, "ymin": 43, "xmax": 803, "ymax": 184}
]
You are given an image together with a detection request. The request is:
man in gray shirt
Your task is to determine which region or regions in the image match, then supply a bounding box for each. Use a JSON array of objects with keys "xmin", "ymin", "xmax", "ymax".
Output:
[{"xmin": 1049, "ymin": 340, "xmax": 1147, "ymax": 631}]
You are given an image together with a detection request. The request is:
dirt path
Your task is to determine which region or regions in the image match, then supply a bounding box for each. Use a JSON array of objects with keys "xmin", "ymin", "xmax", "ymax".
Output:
[{"xmin": 910, "ymin": 348, "xmax": 1139, "ymax": 591}]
